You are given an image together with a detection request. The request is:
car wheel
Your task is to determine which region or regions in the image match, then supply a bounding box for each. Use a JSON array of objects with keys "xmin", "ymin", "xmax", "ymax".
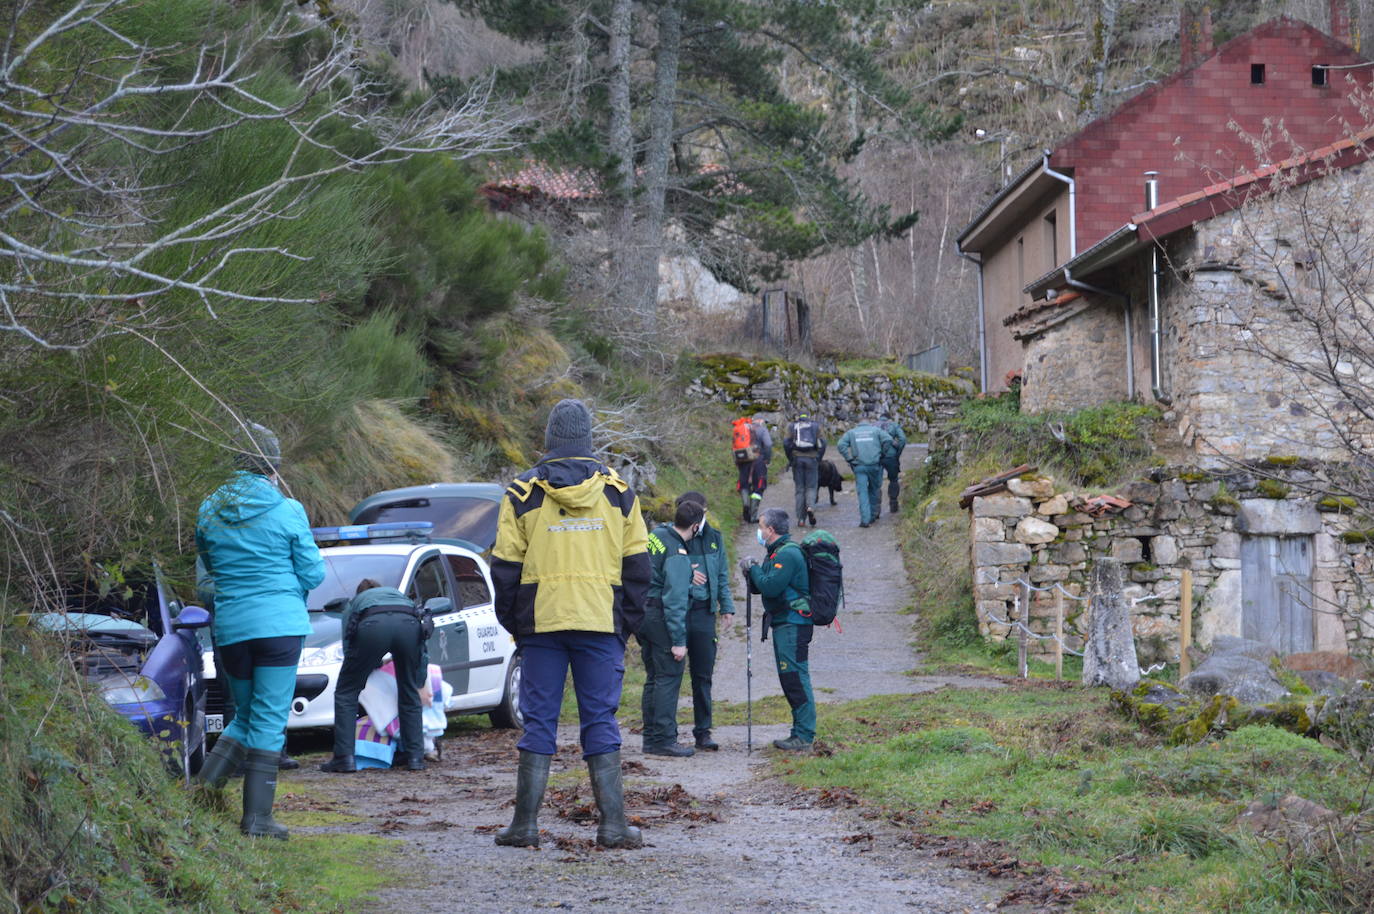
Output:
[{"xmin": 488, "ymin": 652, "xmax": 523, "ymax": 730}]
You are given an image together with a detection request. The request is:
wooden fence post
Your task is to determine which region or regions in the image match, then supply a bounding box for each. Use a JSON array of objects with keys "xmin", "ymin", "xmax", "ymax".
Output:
[
  {"xmin": 1179, "ymin": 568, "xmax": 1194, "ymax": 678},
  {"xmin": 1054, "ymin": 589, "xmax": 1064, "ymax": 681}
]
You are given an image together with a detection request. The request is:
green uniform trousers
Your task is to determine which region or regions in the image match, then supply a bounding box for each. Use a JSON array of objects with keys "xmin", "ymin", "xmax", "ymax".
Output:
[
  {"xmin": 639, "ymin": 607, "xmax": 686, "ymax": 748},
  {"xmin": 771, "ymin": 621, "xmax": 815, "ymax": 743},
  {"xmin": 332, "ymin": 612, "xmax": 425, "ymax": 759},
  {"xmin": 685, "ymin": 601, "xmax": 718, "ymax": 738}
]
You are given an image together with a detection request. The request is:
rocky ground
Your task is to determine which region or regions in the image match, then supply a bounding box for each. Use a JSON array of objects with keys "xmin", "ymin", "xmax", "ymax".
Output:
[{"xmin": 283, "ymin": 446, "xmax": 1038, "ymax": 913}]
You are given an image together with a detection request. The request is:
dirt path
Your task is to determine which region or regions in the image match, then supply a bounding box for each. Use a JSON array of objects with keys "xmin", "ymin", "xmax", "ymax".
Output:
[{"xmin": 286, "ymin": 443, "xmax": 1013, "ymax": 913}]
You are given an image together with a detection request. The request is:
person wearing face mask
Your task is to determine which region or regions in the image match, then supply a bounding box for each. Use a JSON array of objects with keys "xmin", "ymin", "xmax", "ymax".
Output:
[
  {"xmin": 739, "ymin": 507, "xmax": 814, "ymax": 752},
  {"xmin": 675, "ymin": 492, "xmax": 735, "ymax": 751},
  {"xmin": 639, "ymin": 498, "xmax": 706, "ymax": 757},
  {"xmin": 193, "ymin": 422, "xmax": 325, "ymax": 840}
]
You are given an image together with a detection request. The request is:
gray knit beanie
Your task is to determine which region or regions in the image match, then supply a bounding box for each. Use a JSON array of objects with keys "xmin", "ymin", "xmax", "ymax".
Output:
[
  {"xmin": 233, "ymin": 422, "xmax": 282, "ymax": 475},
  {"xmin": 544, "ymin": 399, "xmax": 594, "ymax": 452}
]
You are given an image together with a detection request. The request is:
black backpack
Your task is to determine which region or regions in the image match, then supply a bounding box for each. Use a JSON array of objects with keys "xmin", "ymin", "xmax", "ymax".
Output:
[{"xmin": 797, "ymin": 530, "xmax": 842, "ymax": 627}]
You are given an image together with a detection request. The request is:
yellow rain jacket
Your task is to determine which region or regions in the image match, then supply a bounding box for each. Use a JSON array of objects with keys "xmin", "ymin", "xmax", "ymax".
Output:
[{"xmin": 490, "ymin": 449, "xmax": 651, "ymax": 638}]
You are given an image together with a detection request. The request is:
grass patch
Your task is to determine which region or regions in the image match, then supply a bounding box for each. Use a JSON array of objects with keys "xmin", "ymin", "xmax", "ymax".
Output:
[
  {"xmin": 777, "ymin": 686, "xmax": 1368, "ymax": 913},
  {"xmin": 273, "ymin": 834, "xmax": 406, "ymax": 908}
]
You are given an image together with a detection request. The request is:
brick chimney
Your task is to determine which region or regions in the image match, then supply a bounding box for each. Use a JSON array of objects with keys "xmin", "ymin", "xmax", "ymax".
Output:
[
  {"xmin": 1330, "ymin": 0, "xmax": 1351, "ymax": 45},
  {"xmin": 1179, "ymin": 3, "xmax": 1215, "ymax": 70}
]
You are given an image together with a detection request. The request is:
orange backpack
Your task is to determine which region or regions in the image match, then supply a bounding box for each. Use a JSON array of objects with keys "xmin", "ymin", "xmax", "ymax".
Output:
[{"xmin": 732, "ymin": 417, "xmax": 757, "ymax": 463}]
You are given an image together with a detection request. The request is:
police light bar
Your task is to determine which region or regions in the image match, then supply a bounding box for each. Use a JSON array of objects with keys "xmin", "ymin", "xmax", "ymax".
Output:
[{"xmin": 310, "ymin": 522, "xmax": 433, "ymax": 544}]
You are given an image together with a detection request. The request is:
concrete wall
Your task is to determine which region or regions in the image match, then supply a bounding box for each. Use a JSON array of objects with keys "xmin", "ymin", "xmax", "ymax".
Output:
[{"xmin": 979, "ymin": 187, "xmax": 1072, "ymax": 392}]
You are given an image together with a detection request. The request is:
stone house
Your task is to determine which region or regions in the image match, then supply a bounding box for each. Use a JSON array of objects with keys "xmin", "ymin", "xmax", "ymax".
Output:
[{"xmin": 954, "ymin": 5, "xmax": 1373, "ymax": 404}]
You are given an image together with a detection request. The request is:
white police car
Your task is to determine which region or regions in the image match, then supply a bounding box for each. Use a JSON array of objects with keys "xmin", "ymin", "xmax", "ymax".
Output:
[{"xmin": 203, "ymin": 522, "xmax": 521, "ymax": 734}]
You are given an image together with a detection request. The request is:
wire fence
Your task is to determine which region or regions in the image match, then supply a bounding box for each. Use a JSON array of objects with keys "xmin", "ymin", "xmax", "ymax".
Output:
[{"xmin": 984, "ymin": 577, "xmax": 1183, "ymax": 678}]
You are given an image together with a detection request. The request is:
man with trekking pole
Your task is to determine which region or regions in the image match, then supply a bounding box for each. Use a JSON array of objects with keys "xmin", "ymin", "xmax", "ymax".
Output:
[{"xmin": 738, "ymin": 507, "xmax": 814, "ymax": 752}]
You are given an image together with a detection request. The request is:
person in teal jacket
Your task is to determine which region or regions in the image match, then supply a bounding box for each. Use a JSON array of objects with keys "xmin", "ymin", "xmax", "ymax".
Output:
[
  {"xmin": 877, "ymin": 413, "xmax": 908, "ymax": 515},
  {"xmin": 740, "ymin": 507, "xmax": 814, "ymax": 751},
  {"xmin": 193, "ymin": 423, "xmax": 324, "ymax": 841},
  {"xmin": 837, "ymin": 418, "xmax": 895, "ymax": 528},
  {"xmin": 676, "ymin": 491, "xmax": 734, "ymax": 751},
  {"xmin": 639, "ymin": 499, "xmax": 704, "ymax": 757}
]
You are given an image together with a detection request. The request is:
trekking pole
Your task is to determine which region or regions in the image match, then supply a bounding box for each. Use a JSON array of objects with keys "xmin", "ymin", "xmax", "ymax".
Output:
[{"xmin": 744, "ymin": 583, "xmax": 753, "ymax": 755}]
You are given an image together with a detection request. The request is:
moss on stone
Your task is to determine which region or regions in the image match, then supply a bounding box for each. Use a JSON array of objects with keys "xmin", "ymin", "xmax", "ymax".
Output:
[
  {"xmin": 1340, "ymin": 529, "xmax": 1374, "ymax": 544},
  {"xmin": 1180, "ymin": 471, "xmax": 1212, "ymax": 483},
  {"xmin": 1208, "ymin": 492, "xmax": 1240, "ymax": 511},
  {"xmin": 1263, "ymin": 455, "xmax": 1301, "ymax": 467},
  {"xmin": 1317, "ymin": 495, "xmax": 1358, "ymax": 512},
  {"xmin": 1170, "ymin": 694, "xmax": 1239, "ymax": 745},
  {"xmin": 1255, "ymin": 479, "xmax": 1291, "ymax": 499}
]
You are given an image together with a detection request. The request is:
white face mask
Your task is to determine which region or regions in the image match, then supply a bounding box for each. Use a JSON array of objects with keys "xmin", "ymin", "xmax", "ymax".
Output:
[
  {"xmin": 696, "ymin": 519, "xmax": 707, "ymax": 536},
  {"xmin": 756, "ymin": 528, "xmax": 767, "ymax": 547}
]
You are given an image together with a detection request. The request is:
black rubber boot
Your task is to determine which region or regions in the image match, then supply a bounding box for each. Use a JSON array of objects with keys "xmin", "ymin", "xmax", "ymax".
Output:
[
  {"xmin": 319, "ymin": 755, "xmax": 356, "ymax": 773},
  {"xmin": 495, "ymin": 750, "xmax": 551, "ymax": 848},
  {"xmin": 587, "ymin": 751, "xmax": 642, "ymax": 849},
  {"xmin": 196, "ymin": 736, "xmax": 246, "ymax": 790},
  {"xmin": 889, "ymin": 499, "xmax": 899, "ymax": 514},
  {"xmin": 241, "ymin": 749, "xmax": 289, "ymax": 840}
]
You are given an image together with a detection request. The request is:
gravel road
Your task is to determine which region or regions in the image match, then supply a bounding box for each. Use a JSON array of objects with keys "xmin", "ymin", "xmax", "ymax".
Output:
[{"xmin": 285, "ymin": 443, "xmax": 1023, "ymax": 914}]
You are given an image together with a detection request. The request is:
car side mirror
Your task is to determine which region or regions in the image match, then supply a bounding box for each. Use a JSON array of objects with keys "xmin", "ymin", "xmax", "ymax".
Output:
[
  {"xmin": 172, "ymin": 605, "xmax": 211, "ymax": 631},
  {"xmin": 423, "ymin": 597, "xmax": 454, "ymax": 614}
]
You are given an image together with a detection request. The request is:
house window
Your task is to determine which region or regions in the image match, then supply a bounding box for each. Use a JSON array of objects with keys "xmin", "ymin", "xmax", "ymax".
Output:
[
  {"xmin": 1251, "ymin": 63, "xmax": 1266, "ymax": 85},
  {"xmin": 1313, "ymin": 65, "xmax": 1328, "ymax": 86},
  {"xmin": 1044, "ymin": 211, "xmax": 1058, "ymax": 268}
]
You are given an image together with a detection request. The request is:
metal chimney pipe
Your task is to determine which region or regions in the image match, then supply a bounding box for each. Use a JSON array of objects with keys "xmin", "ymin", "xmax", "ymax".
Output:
[{"xmin": 1144, "ymin": 172, "xmax": 1171, "ymax": 404}]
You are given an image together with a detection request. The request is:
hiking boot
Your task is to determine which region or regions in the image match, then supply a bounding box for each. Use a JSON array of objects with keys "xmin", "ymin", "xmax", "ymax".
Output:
[
  {"xmin": 318, "ymin": 754, "xmax": 357, "ymax": 773},
  {"xmin": 772, "ymin": 737, "xmax": 813, "ymax": 752},
  {"xmin": 644, "ymin": 742, "xmax": 695, "ymax": 757},
  {"xmin": 587, "ymin": 751, "xmax": 643, "ymax": 849},
  {"xmin": 807, "ymin": 509, "xmax": 816, "ymax": 526},
  {"xmin": 196, "ymin": 736, "xmax": 247, "ymax": 790},
  {"xmin": 890, "ymin": 501, "xmax": 899, "ymax": 514},
  {"xmin": 694, "ymin": 731, "xmax": 719, "ymax": 751},
  {"xmin": 496, "ymin": 750, "xmax": 551, "ymax": 848},
  {"xmin": 241, "ymin": 749, "xmax": 289, "ymax": 840},
  {"xmin": 859, "ymin": 521, "xmax": 870, "ymax": 528}
]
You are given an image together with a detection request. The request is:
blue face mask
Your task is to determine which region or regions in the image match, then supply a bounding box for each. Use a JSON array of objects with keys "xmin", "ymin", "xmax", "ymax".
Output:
[{"xmin": 756, "ymin": 529, "xmax": 766, "ymax": 547}]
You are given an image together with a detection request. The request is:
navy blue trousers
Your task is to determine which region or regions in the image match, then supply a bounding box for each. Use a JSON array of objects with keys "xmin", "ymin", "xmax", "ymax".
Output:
[{"xmin": 517, "ymin": 631, "xmax": 626, "ymax": 758}]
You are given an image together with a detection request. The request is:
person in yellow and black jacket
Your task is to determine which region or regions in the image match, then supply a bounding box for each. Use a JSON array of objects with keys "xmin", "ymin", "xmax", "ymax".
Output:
[
  {"xmin": 639, "ymin": 498, "xmax": 705, "ymax": 758},
  {"xmin": 489, "ymin": 399, "xmax": 651, "ymax": 851}
]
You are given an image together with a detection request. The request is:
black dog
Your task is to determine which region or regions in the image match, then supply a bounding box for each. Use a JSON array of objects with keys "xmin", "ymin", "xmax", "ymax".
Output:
[{"xmin": 817, "ymin": 459, "xmax": 843, "ymax": 505}]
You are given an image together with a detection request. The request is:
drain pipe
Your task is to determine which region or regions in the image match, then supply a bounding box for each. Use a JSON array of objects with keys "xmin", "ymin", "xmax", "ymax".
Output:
[
  {"xmin": 1062, "ymin": 266, "xmax": 1136, "ymax": 402},
  {"xmin": 1144, "ymin": 172, "xmax": 1172, "ymax": 404},
  {"xmin": 1042, "ymin": 152, "xmax": 1077, "ymax": 259},
  {"xmin": 957, "ymin": 246, "xmax": 989, "ymax": 393}
]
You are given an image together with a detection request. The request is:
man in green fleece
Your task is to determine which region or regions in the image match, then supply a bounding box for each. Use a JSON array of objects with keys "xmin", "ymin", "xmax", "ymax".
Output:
[
  {"xmin": 676, "ymin": 491, "xmax": 734, "ymax": 751},
  {"xmin": 318, "ymin": 578, "xmax": 428, "ymax": 773},
  {"xmin": 740, "ymin": 507, "xmax": 814, "ymax": 751},
  {"xmin": 640, "ymin": 498, "xmax": 705, "ymax": 757}
]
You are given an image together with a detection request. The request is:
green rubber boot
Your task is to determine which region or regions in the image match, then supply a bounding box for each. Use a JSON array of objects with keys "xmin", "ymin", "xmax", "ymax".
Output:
[
  {"xmin": 240, "ymin": 749, "xmax": 289, "ymax": 840},
  {"xmin": 495, "ymin": 750, "xmax": 551, "ymax": 848},
  {"xmin": 587, "ymin": 751, "xmax": 642, "ymax": 849},
  {"xmin": 196, "ymin": 736, "xmax": 246, "ymax": 790}
]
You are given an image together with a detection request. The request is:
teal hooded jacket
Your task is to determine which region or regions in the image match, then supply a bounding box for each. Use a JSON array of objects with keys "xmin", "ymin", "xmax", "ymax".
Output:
[{"xmin": 196, "ymin": 471, "xmax": 326, "ymax": 647}]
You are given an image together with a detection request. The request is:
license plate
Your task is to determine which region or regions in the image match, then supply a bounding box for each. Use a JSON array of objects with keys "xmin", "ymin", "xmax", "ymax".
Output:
[{"xmin": 206, "ymin": 714, "xmax": 224, "ymax": 734}]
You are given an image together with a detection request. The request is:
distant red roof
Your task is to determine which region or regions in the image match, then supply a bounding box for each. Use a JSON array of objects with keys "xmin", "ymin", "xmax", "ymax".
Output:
[{"xmin": 486, "ymin": 160, "xmax": 604, "ymax": 201}]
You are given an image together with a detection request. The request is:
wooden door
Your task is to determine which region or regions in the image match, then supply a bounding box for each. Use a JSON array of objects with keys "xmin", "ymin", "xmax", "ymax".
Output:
[{"xmin": 1240, "ymin": 535, "xmax": 1314, "ymax": 654}]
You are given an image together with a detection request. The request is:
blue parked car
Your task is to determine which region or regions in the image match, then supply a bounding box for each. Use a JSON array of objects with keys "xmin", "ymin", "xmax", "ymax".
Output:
[{"xmin": 34, "ymin": 566, "xmax": 212, "ymax": 781}]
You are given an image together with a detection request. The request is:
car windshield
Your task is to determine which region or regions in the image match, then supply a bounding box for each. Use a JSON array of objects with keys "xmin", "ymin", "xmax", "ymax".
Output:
[
  {"xmin": 308, "ymin": 554, "xmax": 407, "ymax": 610},
  {"xmin": 356, "ymin": 496, "xmax": 499, "ymax": 550}
]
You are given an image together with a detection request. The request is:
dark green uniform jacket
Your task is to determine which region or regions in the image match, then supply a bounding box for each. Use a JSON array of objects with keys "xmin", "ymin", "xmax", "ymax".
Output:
[
  {"xmin": 342, "ymin": 586, "xmax": 415, "ymax": 643},
  {"xmin": 685, "ymin": 521, "xmax": 735, "ymax": 614},
  {"xmin": 747, "ymin": 535, "xmax": 811, "ymax": 627},
  {"xmin": 645, "ymin": 524, "xmax": 694, "ymax": 647}
]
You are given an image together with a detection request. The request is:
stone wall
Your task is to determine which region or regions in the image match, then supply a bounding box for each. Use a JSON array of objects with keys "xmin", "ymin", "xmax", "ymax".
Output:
[
  {"xmin": 1020, "ymin": 303, "xmax": 1130, "ymax": 413},
  {"xmin": 971, "ymin": 461, "xmax": 1374, "ymax": 661},
  {"xmin": 690, "ymin": 355, "xmax": 965, "ymax": 431}
]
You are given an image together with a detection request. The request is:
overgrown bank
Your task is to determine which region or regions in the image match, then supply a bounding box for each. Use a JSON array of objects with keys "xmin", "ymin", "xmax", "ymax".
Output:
[{"xmin": 767, "ymin": 393, "xmax": 1374, "ymax": 912}]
